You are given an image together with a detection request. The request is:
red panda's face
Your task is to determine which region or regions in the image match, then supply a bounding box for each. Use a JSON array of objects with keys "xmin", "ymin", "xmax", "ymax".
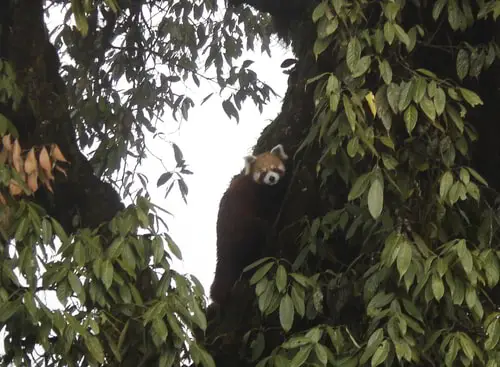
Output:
[{"xmin": 244, "ymin": 144, "xmax": 288, "ymax": 186}]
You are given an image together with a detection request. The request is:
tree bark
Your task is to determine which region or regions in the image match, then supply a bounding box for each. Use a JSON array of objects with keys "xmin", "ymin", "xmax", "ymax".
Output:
[{"xmin": 0, "ymin": 0, "xmax": 124, "ymax": 236}]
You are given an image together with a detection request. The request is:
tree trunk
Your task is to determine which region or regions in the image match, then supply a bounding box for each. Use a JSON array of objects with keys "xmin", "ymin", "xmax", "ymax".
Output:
[{"xmin": 0, "ymin": 0, "xmax": 124, "ymax": 236}]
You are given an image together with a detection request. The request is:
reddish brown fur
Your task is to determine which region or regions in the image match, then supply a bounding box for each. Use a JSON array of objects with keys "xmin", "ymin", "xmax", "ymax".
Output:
[{"xmin": 210, "ymin": 164, "xmax": 287, "ymax": 305}]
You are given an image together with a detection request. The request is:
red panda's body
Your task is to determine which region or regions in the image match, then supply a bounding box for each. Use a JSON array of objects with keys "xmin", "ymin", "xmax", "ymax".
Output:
[{"xmin": 210, "ymin": 144, "xmax": 289, "ymax": 305}]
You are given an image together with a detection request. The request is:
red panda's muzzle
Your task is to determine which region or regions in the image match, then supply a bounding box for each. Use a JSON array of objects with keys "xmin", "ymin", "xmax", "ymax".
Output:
[{"xmin": 259, "ymin": 168, "xmax": 285, "ymax": 186}]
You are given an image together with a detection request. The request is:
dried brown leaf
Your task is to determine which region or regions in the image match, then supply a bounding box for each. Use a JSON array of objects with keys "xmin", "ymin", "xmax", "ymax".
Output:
[
  {"xmin": 50, "ymin": 144, "xmax": 68, "ymax": 163},
  {"xmin": 27, "ymin": 172, "xmax": 38, "ymax": 193},
  {"xmin": 2, "ymin": 134, "xmax": 12, "ymax": 151},
  {"xmin": 39, "ymin": 147, "xmax": 53, "ymax": 179},
  {"xmin": 9, "ymin": 180, "xmax": 22, "ymax": 196},
  {"xmin": 24, "ymin": 148, "xmax": 37, "ymax": 175},
  {"xmin": 12, "ymin": 139, "xmax": 24, "ymax": 174}
]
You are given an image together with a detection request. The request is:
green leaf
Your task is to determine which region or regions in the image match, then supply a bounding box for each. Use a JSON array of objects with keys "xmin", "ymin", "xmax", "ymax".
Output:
[
  {"xmin": 290, "ymin": 345, "xmax": 312, "ymax": 367},
  {"xmin": 413, "ymin": 78, "xmax": 427, "ymax": 103},
  {"xmin": 398, "ymin": 80, "xmax": 414, "ymax": 112},
  {"xmin": 466, "ymin": 167, "xmax": 488, "ymax": 186},
  {"xmin": 312, "ymin": 2, "xmax": 326, "ymax": 22},
  {"xmin": 106, "ymin": 237, "xmax": 124, "ymax": 260},
  {"xmin": 276, "ymin": 265, "xmax": 288, "ymax": 293},
  {"xmin": 456, "ymin": 240, "xmax": 473, "ymax": 275},
  {"xmin": 397, "ymin": 240, "xmax": 412, "ymax": 279},
  {"xmin": 352, "ymin": 56, "xmax": 371, "ymax": 77},
  {"xmin": 432, "ymin": 0, "xmax": 447, "ymax": 20},
  {"xmin": 0, "ymin": 113, "xmax": 10, "ymax": 135},
  {"xmin": 446, "ymin": 105, "xmax": 464, "ymax": 133},
  {"xmin": 314, "ymin": 344, "xmax": 328, "ymax": 365},
  {"xmin": 368, "ymin": 177, "xmax": 384, "ymax": 219},
  {"xmin": 376, "ymin": 85, "xmax": 393, "ymax": 130},
  {"xmin": 343, "ymin": 95, "xmax": 357, "ymax": 131},
  {"xmin": 434, "ymin": 87, "xmax": 446, "ymax": 116},
  {"xmin": 459, "ymin": 88, "xmax": 483, "ymax": 107},
  {"xmin": 73, "ymin": 241, "xmax": 86, "ymax": 267},
  {"xmin": 431, "ymin": 274, "xmax": 445, "ymax": 301},
  {"xmin": 371, "ymin": 340, "xmax": 390, "ymax": 367},
  {"xmin": 0, "ymin": 300, "xmax": 21, "ymax": 322},
  {"xmin": 465, "ymin": 286, "xmax": 477, "ymax": 309},
  {"xmin": 14, "ymin": 217, "xmax": 29, "ymax": 242},
  {"xmin": 394, "ymin": 24, "xmax": 410, "ymax": 47},
  {"xmin": 384, "ymin": 2, "xmax": 400, "ymax": 21},
  {"xmin": 71, "ymin": 0, "xmax": 89, "ymax": 36},
  {"xmin": 68, "ymin": 272, "xmax": 83, "ymax": 295},
  {"xmin": 250, "ymin": 262, "xmax": 274, "ymax": 285},
  {"xmin": 313, "ymin": 37, "xmax": 332, "ymax": 59},
  {"xmin": 456, "ymin": 49, "xmax": 469, "ymax": 80},
  {"xmin": 291, "ymin": 284, "xmax": 305, "ymax": 317},
  {"xmin": 347, "ymin": 137, "xmax": 360, "ymax": 158},
  {"xmin": 420, "ymin": 97, "xmax": 436, "ymax": 121},
  {"xmin": 346, "ymin": 37, "xmax": 362, "ymax": 72},
  {"xmin": 51, "ymin": 218, "xmax": 69, "ymax": 245},
  {"xmin": 404, "ymin": 105, "xmax": 418, "ymax": 135},
  {"xmin": 360, "ymin": 328, "xmax": 384, "ymax": 364},
  {"xmin": 440, "ymin": 171, "xmax": 454, "ymax": 199},
  {"xmin": 373, "ymin": 28, "xmax": 385, "ymax": 54},
  {"xmin": 101, "ymin": 260, "xmax": 114, "ymax": 289},
  {"xmin": 166, "ymin": 235, "xmax": 183, "ymax": 260},
  {"xmin": 378, "ymin": 59, "xmax": 392, "ymax": 84},
  {"xmin": 279, "ymin": 294, "xmax": 294, "ymax": 332},
  {"xmin": 244, "ymin": 257, "xmax": 273, "ymax": 272},
  {"xmin": 485, "ymin": 252, "xmax": 500, "ymax": 288},
  {"xmin": 383, "ymin": 22, "xmax": 395, "ymax": 44},
  {"xmin": 84, "ymin": 335, "xmax": 105, "ymax": 363},
  {"xmin": 348, "ymin": 173, "xmax": 371, "ymax": 201},
  {"xmin": 387, "ymin": 83, "xmax": 400, "ymax": 114},
  {"xmin": 448, "ymin": 0, "xmax": 462, "ymax": 31},
  {"xmin": 222, "ymin": 99, "xmax": 239, "ymax": 122}
]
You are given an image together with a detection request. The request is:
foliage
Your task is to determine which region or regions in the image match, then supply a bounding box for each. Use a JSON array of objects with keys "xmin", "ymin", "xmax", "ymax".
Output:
[
  {"xmin": 2, "ymin": 0, "xmax": 500, "ymax": 366},
  {"xmin": 236, "ymin": 1, "xmax": 500, "ymax": 366}
]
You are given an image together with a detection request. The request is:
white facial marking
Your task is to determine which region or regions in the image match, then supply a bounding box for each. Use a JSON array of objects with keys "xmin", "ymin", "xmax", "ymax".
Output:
[
  {"xmin": 279, "ymin": 163, "xmax": 285, "ymax": 172},
  {"xmin": 263, "ymin": 171, "xmax": 280, "ymax": 185}
]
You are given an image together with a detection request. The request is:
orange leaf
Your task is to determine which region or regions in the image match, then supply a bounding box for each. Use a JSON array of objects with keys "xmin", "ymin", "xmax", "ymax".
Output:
[
  {"xmin": 0, "ymin": 193, "xmax": 6, "ymax": 205},
  {"xmin": 2, "ymin": 134, "xmax": 12, "ymax": 151},
  {"xmin": 9, "ymin": 180, "xmax": 22, "ymax": 196},
  {"xmin": 24, "ymin": 148, "xmax": 37, "ymax": 175},
  {"xmin": 39, "ymin": 147, "xmax": 53, "ymax": 179},
  {"xmin": 12, "ymin": 139, "xmax": 24, "ymax": 174},
  {"xmin": 27, "ymin": 172, "xmax": 39, "ymax": 193},
  {"xmin": 50, "ymin": 144, "xmax": 68, "ymax": 163}
]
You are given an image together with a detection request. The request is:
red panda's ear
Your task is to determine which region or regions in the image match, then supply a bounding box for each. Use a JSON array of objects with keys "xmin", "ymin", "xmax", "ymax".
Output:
[
  {"xmin": 270, "ymin": 144, "xmax": 288, "ymax": 160},
  {"xmin": 244, "ymin": 155, "xmax": 256, "ymax": 175}
]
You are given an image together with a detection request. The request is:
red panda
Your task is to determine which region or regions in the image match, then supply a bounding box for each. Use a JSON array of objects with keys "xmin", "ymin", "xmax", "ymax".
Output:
[{"xmin": 210, "ymin": 144, "xmax": 289, "ymax": 305}]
